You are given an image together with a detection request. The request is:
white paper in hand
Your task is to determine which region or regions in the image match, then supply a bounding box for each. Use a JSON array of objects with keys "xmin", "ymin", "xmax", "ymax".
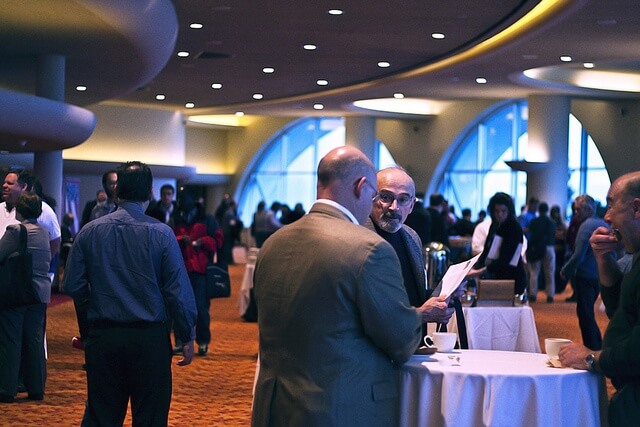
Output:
[{"xmin": 435, "ymin": 252, "xmax": 483, "ymax": 300}]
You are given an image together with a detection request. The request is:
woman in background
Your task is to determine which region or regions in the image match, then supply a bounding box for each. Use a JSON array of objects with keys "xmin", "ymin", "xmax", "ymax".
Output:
[
  {"xmin": 473, "ymin": 192, "xmax": 527, "ymax": 295},
  {"xmin": 0, "ymin": 193, "xmax": 51, "ymax": 402}
]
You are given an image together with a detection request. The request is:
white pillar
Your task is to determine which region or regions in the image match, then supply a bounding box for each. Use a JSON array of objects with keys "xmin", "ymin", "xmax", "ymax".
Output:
[
  {"xmin": 34, "ymin": 55, "xmax": 65, "ymax": 220},
  {"xmin": 345, "ymin": 117, "xmax": 377, "ymax": 165},
  {"xmin": 526, "ymin": 95, "xmax": 570, "ymax": 210}
]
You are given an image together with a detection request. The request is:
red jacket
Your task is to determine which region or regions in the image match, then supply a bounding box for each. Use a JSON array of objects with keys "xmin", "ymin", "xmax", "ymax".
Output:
[{"xmin": 174, "ymin": 222, "xmax": 223, "ymax": 274}]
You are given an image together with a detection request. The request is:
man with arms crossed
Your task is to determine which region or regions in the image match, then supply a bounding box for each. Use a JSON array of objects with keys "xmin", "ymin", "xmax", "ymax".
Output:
[
  {"xmin": 63, "ymin": 161, "xmax": 196, "ymax": 426},
  {"xmin": 252, "ymin": 147, "xmax": 449, "ymax": 427},
  {"xmin": 560, "ymin": 171, "xmax": 640, "ymax": 425}
]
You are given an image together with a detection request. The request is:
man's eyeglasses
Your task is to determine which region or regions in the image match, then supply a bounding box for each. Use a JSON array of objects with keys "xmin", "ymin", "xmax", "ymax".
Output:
[
  {"xmin": 375, "ymin": 191, "xmax": 415, "ymax": 207},
  {"xmin": 362, "ymin": 179, "xmax": 378, "ymax": 202}
]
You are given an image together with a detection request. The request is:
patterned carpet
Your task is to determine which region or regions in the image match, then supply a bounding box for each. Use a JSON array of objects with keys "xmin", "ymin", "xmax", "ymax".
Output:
[{"xmin": 1, "ymin": 263, "xmax": 611, "ymax": 426}]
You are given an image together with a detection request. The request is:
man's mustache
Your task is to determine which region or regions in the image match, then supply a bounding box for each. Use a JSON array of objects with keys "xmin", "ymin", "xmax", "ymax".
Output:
[{"xmin": 383, "ymin": 212, "xmax": 402, "ymax": 220}]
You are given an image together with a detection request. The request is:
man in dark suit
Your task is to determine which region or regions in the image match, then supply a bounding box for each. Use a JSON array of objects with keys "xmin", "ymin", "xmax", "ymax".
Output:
[
  {"xmin": 365, "ymin": 166, "xmax": 453, "ymax": 321},
  {"xmin": 252, "ymin": 147, "xmax": 449, "ymax": 427}
]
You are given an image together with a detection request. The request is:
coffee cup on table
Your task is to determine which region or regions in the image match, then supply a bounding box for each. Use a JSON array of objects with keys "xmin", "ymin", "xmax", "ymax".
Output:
[
  {"xmin": 426, "ymin": 332, "xmax": 457, "ymax": 353},
  {"xmin": 544, "ymin": 338, "xmax": 571, "ymax": 359}
]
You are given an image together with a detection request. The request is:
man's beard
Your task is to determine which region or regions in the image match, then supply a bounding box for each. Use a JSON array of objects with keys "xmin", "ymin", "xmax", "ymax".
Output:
[{"xmin": 378, "ymin": 211, "xmax": 402, "ymax": 233}]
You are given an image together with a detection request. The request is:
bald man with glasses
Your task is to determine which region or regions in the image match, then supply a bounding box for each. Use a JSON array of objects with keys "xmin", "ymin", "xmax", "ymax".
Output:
[{"xmin": 365, "ymin": 167, "xmax": 456, "ymax": 327}]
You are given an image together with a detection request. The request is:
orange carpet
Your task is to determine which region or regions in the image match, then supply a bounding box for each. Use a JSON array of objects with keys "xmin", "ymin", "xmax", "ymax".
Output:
[{"xmin": 1, "ymin": 264, "xmax": 611, "ymax": 426}]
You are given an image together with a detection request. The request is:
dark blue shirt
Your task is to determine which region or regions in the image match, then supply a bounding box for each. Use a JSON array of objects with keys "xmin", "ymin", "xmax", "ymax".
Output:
[{"xmin": 63, "ymin": 201, "xmax": 196, "ymax": 343}]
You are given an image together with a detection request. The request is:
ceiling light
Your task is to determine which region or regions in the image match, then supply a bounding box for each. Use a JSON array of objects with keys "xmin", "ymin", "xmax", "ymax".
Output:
[
  {"xmin": 328, "ymin": 9, "xmax": 343, "ymax": 15},
  {"xmin": 253, "ymin": 93, "xmax": 263, "ymax": 100},
  {"xmin": 393, "ymin": 93, "xmax": 405, "ymax": 99},
  {"xmin": 431, "ymin": 33, "xmax": 445, "ymax": 39},
  {"xmin": 262, "ymin": 67, "xmax": 275, "ymax": 74},
  {"xmin": 190, "ymin": 23, "xmax": 203, "ymax": 29},
  {"xmin": 235, "ymin": 111, "xmax": 244, "ymax": 117},
  {"xmin": 352, "ymin": 98, "xmax": 445, "ymax": 116},
  {"xmin": 583, "ymin": 62, "xmax": 595, "ymax": 69},
  {"xmin": 75, "ymin": 85, "xmax": 87, "ymax": 92},
  {"xmin": 185, "ymin": 102, "xmax": 195, "ymax": 108},
  {"xmin": 177, "ymin": 51, "xmax": 190, "ymax": 57},
  {"xmin": 303, "ymin": 44, "xmax": 317, "ymax": 50},
  {"xmin": 316, "ymin": 79, "xmax": 328, "ymax": 86},
  {"xmin": 378, "ymin": 61, "xmax": 391, "ymax": 68},
  {"xmin": 313, "ymin": 104, "xmax": 324, "ymax": 110},
  {"xmin": 211, "ymin": 83, "xmax": 223, "ymax": 89},
  {"xmin": 475, "ymin": 77, "xmax": 487, "ymax": 84},
  {"xmin": 155, "ymin": 94, "xmax": 166, "ymax": 101},
  {"xmin": 560, "ymin": 55, "xmax": 572, "ymax": 62}
]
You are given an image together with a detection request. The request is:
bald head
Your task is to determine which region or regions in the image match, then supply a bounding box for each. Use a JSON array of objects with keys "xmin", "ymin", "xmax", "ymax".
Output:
[
  {"xmin": 605, "ymin": 171, "xmax": 640, "ymax": 253},
  {"xmin": 370, "ymin": 167, "xmax": 416, "ymax": 233},
  {"xmin": 316, "ymin": 146, "xmax": 377, "ymax": 224}
]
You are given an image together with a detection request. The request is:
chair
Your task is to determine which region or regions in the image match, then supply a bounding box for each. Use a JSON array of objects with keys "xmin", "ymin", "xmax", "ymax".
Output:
[{"xmin": 475, "ymin": 279, "xmax": 515, "ymax": 306}]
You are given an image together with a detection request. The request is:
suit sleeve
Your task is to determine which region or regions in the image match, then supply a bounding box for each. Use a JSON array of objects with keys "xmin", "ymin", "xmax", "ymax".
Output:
[{"xmin": 356, "ymin": 240, "xmax": 422, "ymax": 364}]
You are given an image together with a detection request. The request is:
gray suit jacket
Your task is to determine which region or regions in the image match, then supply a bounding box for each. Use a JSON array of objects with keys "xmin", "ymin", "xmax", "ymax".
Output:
[
  {"xmin": 252, "ymin": 202, "xmax": 421, "ymax": 427},
  {"xmin": 364, "ymin": 217, "xmax": 429, "ymax": 304}
]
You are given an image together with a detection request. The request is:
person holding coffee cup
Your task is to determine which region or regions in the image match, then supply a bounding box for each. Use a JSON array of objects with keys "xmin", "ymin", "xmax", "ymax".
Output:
[{"xmin": 559, "ymin": 171, "xmax": 640, "ymax": 425}]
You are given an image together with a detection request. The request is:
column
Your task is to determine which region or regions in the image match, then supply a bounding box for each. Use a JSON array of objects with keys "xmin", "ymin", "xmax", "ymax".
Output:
[
  {"xmin": 34, "ymin": 55, "xmax": 65, "ymax": 221},
  {"xmin": 345, "ymin": 117, "xmax": 377, "ymax": 164},
  {"xmin": 526, "ymin": 95, "xmax": 570, "ymax": 211}
]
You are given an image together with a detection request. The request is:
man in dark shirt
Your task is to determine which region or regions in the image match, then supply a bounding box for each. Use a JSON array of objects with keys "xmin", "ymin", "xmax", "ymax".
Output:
[
  {"xmin": 526, "ymin": 202, "xmax": 557, "ymax": 303},
  {"xmin": 365, "ymin": 167, "xmax": 454, "ymax": 322},
  {"xmin": 427, "ymin": 193, "xmax": 449, "ymax": 247},
  {"xmin": 560, "ymin": 171, "xmax": 640, "ymax": 425},
  {"xmin": 63, "ymin": 161, "xmax": 197, "ymax": 426},
  {"xmin": 404, "ymin": 192, "xmax": 431, "ymax": 246}
]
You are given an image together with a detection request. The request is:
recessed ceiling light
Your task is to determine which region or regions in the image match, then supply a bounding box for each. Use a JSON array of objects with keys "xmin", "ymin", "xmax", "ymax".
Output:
[
  {"xmin": 253, "ymin": 93, "xmax": 263, "ymax": 100},
  {"xmin": 394, "ymin": 93, "xmax": 404, "ymax": 99},
  {"xmin": 316, "ymin": 79, "xmax": 328, "ymax": 86},
  {"xmin": 75, "ymin": 85, "xmax": 87, "ymax": 92},
  {"xmin": 378, "ymin": 61, "xmax": 391, "ymax": 68},
  {"xmin": 475, "ymin": 77, "xmax": 487, "ymax": 84},
  {"xmin": 431, "ymin": 33, "xmax": 445, "ymax": 39},
  {"xmin": 313, "ymin": 104, "xmax": 324, "ymax": 110},
  {"xmin": 177, "ymin": 51, "xmax": 190, "ymax": 58},
  {"xmin": 235, "ymin": 111, "xmax": 245, "ymax": 117},
  {"xmin": 190, "ymin": 23, "xmax": 203, "ymax": 29},
  {"xmin": 560, "ymin": 55, "xmax": 572, "ymax": 62},
  {"xmin": 303, "ymin": 44, "xmax": 317, "ymax": 50},
  {"xmin": 583, "ymin": 62, "xmax": 595, "ymax": 69},
  {"xmin": 185, "ymin": 102, "xmax": 195, "ymax": 108},
  {"xmin": 262, "ymin": 67, "xmax": 275, "ymax": 74},
  {"xmin": 328, "ymin": 9, "xmax": 343, "ymax": 15},
  {"xmin": 155, "ymin": 94, "xmax": 166, "ymax": 101},
  {"xmin": 211, "ymin": 83, "xmax": 223, "ymax": 89}
]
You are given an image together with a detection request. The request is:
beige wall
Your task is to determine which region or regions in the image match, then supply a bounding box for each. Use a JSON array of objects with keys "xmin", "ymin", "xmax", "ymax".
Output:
[
  {"xmin": 65, "ymin": 104, "xmax": 186, "ymax": 165},
  {"xmin": 58, "ymin": 98, "xmax": 640, "ymax": 212}
]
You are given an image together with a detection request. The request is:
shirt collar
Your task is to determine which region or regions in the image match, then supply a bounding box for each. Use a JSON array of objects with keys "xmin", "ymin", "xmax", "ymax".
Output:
[{"xmin": 315, "ymin": 199, "xmax": 359, "ymax": 224}]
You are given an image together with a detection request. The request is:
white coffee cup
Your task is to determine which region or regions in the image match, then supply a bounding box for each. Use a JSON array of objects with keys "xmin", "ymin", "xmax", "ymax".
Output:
[
  {"xmin": 545, "ymin": 338, "xmax": 571, "ymax": 359},
  {"xmin": 425, "ymin": 332, "xmax": 457, "ymax": 353}
]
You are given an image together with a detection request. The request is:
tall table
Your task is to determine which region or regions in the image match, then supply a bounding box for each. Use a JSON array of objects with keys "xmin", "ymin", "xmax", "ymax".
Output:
[
  {"xmin": 399, "ymin": 350, "xmax": 607, "ymax": 427},
  {"xmin": 446, "ymin": 306, "xmax": 541, "ymax": 353}
]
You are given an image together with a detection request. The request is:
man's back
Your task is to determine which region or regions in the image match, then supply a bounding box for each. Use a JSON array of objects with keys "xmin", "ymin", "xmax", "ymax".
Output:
[{"xmin": 252, "ymin": 203, "xmax": 420, "ymax": 427}]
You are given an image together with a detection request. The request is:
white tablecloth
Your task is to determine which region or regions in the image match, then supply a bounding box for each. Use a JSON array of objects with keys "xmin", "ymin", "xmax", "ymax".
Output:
[
  {"xmin": 238, "ymin": 248, "xmax": 259, "ymax": 316},
  {"xmin": 448, "ymin": 306, "xmax": 541, "ymax": 353},
  {"xmin": 399, "ymin": 350, "xmax": 607, "ymax": 427}
]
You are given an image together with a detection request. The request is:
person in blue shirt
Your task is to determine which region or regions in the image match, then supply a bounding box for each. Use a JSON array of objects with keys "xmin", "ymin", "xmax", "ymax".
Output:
[{"xmin": 63, "ymin": 161, "xmax": 196, "ymax": 426}]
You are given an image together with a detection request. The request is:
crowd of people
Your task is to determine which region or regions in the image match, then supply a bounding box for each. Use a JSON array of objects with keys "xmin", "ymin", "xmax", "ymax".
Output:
[{"xmin": 1, "ymin": 155, "xmax": 639, "ymax": 426}]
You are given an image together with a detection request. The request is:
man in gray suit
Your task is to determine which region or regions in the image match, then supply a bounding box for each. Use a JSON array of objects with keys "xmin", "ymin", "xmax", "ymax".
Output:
[
  {"xmin": 252, "ymin": 147, "xmax": 449, "ymax": 427},
  {"xmin": 365, "ymin": 166, "xmax": 454, "ymax": 320}
]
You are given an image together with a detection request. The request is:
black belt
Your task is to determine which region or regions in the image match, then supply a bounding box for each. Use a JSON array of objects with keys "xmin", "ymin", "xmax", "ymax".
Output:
[{"xmin": 90, "ymin": 320, "xmax": 164, "ymax": 329}]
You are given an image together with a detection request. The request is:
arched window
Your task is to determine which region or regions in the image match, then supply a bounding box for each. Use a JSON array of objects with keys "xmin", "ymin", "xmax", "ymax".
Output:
[
  {"xmin": 436, "ymin": 100, "xmax": 609, "ymax": 217},
  {"xmin": 236, "ymin": 117, "xmax": 395, "ymax": 225}
]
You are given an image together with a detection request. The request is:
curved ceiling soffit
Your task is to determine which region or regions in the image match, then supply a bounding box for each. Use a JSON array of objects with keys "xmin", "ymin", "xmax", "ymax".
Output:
[
  {"xmin": 0, "ymin": 0, "xmax": 178, "ymax": 152},
  {"xmin": 192, "ymin": 0, "xmax": 582, "ymax": 116},
  {"xmin": 0, "ymin": 88, "xmax": 97, "ymax": 153}
]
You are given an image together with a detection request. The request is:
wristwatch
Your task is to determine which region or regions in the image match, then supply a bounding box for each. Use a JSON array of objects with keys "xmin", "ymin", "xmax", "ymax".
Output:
[{"xmin": 584, "ymin": 353, "xmax": 597, "ymax": 371}]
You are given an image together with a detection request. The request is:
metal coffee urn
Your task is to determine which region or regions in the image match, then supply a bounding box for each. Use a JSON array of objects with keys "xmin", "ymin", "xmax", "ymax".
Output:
[{"xmin": 424, "ymin": 242, "xmax": 450, "ymax": 290}]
